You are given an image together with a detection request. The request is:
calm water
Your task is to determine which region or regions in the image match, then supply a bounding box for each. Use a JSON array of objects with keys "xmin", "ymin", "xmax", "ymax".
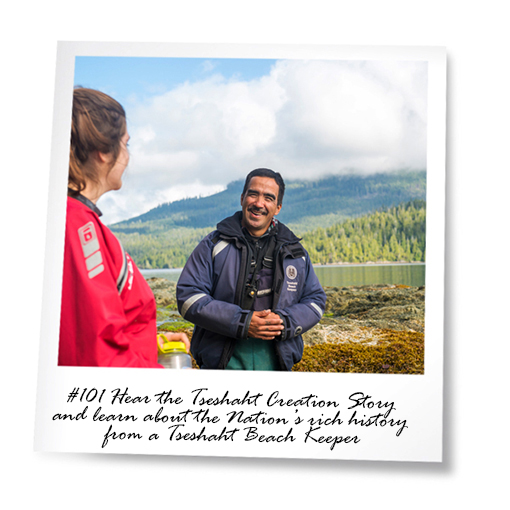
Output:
[{"xmin": 141, "ymin": 263, "xmax": 425, "ymax": 287}]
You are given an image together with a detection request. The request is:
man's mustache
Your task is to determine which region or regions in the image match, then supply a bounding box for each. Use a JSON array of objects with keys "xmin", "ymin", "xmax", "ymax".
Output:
[{"xmin": 248, "ymin": 206, "xmax": 267, "ymax": 215}]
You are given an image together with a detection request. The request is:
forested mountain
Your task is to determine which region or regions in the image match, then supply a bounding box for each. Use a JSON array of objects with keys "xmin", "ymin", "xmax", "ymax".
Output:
[
  {"xmin": 301, "ymin": 200, "xmax": 426, "ymax": 264},
  {"xmin": 117, "ymin": 226, "xmax": 212, "ymax": 269},
  {"xmin": 114, "ymin": 198, "xmax": 426, "ymax": 270},
  {"xmin": 111, "ymin": 170, "xmax": 426, "ymax": 234}
]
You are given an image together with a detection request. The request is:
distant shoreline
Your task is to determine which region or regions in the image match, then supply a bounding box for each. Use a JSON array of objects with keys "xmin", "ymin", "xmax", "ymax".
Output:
[
  {"xmin": 313, "ymin": 261, "xmax": 425, "ymax": 267},
  {"xmin": 141, "ymin": 261, "xmax": 425, "ymax": 272}
]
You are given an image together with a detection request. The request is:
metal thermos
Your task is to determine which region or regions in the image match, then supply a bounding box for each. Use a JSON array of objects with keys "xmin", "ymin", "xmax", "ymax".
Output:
[{"xmin": 157, "ymin": 337, "xmax": 192, "ymax": 369}]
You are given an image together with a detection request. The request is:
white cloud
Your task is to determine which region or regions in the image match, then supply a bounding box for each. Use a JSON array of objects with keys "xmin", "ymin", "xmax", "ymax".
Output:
[
  {"xmin": 102, "ymin": 59, "xmax": 427, "ymax": 224},
  {"xmin": 200, "ymin": 60, "xmax": 217, "ymax": 74}
]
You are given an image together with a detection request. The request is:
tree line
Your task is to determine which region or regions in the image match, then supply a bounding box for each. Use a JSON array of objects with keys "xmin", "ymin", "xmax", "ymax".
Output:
[{"xmin": 117, "ymin": 199, "xmax": 426, "ymax": 269}]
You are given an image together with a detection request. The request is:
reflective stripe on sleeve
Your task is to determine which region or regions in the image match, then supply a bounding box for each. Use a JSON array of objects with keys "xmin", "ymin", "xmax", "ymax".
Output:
[
  {"xmin": 181, "ymin": 293, "xmax": 208, "ymax": 317},
  {"xmin": 310, "ymin": 302, "xmax": 323, "ymax": 316},
  {"xmin": 212, "ymin": 240, "xmax": 230, "ymax": 259},
  {"xmin": 115, "ymin": 237, "xmax": 129, "ymax": 293}
]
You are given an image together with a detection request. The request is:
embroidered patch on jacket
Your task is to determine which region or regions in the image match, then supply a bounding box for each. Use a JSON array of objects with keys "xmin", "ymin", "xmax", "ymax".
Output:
[
  {"xmin": 78, "ymin": 222, "xmax": 104, "ymax": 279},
  {"xmin": 285, "ymin": 265, "xmax": 299, "ymax": 292},
  {"xmin": 286, "ymin": 265, "xmax": 297, "ymax": 279}
]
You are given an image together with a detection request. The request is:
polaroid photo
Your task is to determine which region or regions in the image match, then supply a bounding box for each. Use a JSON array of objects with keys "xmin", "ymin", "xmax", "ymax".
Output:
[{"xmin": 35, "ymin": 41, "xmax": 446, "ymax": 462}]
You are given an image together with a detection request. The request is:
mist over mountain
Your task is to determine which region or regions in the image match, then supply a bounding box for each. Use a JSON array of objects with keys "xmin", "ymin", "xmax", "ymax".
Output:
[{"xmin": 111, "ymin": 170, "xmax": 426, "ymax": 233}]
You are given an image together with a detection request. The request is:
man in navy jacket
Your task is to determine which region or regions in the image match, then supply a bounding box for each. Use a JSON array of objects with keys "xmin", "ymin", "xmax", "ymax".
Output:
[{"xmin": 176, "ymin": 168, "xmax": 326, "ymax": 371}]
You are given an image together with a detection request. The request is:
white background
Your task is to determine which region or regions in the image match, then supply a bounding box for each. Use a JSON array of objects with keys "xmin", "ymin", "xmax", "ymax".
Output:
[{"xmin": 2, "ymin": 1, "xmax": 507, "ymax": 508}]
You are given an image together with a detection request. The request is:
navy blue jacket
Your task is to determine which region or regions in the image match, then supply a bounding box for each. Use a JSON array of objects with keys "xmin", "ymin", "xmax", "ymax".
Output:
[{"xmin": 176, "ymin": 212, "xmax": 326, "ymax": 370}]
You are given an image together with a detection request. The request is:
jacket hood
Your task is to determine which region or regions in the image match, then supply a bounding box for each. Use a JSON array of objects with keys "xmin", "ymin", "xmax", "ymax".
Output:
[{"xmin": 216, "ymin": 211, "xmax": 301, "ymax": 244}]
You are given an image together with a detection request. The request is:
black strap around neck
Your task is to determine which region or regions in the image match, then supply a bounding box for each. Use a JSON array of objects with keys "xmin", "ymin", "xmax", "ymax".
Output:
[
  {"xmin": 240, "ymin": 234, "xmax": 277, "ymax": 310},
  {"xmin": 69, "ymin": 190, "xmax": 103, "ymax": 217}
]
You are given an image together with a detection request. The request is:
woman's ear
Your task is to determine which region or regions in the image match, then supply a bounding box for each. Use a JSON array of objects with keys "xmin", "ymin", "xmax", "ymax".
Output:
[{"xmin": 96, "ymin": 151, "xmax": 111, "ymax": 164}]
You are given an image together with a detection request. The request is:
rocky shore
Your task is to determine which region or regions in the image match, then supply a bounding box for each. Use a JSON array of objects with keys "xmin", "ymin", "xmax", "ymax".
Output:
[
  {"xmin": 304, "ymin": 284, "xmax": 424, "ymax": 344},
  {"xmin": 146, "ymin": 278, "xmax": 425, "ymax": 374}
]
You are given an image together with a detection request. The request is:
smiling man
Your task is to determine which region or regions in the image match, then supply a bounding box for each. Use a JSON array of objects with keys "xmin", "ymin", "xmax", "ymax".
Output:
[{"xmin": 176, "ymin": 168, "xmax": 326, "ymax": 371}]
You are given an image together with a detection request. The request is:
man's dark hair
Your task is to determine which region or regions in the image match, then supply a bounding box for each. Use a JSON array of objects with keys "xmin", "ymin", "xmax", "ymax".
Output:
[{"xmin": 242, "ymin": 168, "xmax": 285, "ymax": 206}]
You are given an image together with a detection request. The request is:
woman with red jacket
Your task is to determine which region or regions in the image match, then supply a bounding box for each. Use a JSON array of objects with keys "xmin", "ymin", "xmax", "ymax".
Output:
[{"xmin": 59, "ymin": 87, "xmax": 188, "ymax": 367}]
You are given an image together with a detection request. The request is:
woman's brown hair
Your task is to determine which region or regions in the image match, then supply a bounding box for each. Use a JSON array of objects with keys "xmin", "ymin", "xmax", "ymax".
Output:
[{"xmin": 69, "ymin": 87, "xmax": 126, "ymax": 194}]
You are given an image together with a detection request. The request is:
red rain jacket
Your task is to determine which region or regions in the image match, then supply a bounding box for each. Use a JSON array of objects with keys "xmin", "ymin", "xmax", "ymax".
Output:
[{"xmin": 58, "ymin": 196, "xmax": 161, "ymax": 367}]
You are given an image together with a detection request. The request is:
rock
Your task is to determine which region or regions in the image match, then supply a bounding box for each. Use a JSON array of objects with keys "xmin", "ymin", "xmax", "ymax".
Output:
[
  {"xmin": 303, "ymin": 284, "xmax": 425, "ymax": 347},
  {"xmin": 146, "ymin": 278, "xmax": 177, "ymax": 309}
]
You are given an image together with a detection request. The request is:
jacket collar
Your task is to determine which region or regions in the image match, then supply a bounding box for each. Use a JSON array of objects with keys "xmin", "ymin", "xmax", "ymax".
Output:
[{"xmin": 69, "ymin": 191, "xmax": 103, "ymax": 217}]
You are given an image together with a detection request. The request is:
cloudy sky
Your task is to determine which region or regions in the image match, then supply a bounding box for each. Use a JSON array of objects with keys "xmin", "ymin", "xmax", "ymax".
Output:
[{"xmin": 74, "ymin": 56, "xmax": 428, "ymax": 225}]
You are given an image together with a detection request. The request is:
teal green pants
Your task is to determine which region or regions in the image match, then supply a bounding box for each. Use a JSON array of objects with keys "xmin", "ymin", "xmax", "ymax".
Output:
[{"xmin": 225, "ymin": 337, "xmax": 279, "ymax": 371}]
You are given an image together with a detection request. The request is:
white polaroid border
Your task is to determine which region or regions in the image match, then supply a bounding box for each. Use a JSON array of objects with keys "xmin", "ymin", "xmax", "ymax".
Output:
[{"xmin": 34, "ymin": 41, "xmax": 446, "ymax": 462}]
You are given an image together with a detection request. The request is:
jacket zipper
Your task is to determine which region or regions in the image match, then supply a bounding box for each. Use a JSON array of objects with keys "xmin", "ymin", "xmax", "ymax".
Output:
[{"xmin": 272, "ymin": 242, "xmax": 292, "ymax": 371}]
